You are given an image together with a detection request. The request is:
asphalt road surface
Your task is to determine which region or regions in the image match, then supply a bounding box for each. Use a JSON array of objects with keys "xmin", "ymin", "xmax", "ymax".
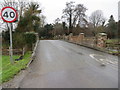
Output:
[{"xmin": 20, "ymin": 40, "xmax": 118, "ymax": 88}]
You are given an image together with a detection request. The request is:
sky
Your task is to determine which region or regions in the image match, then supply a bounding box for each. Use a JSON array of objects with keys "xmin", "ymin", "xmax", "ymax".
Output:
[
  {"xmin": 34, "ymin": 0, "xmax": 119, "ymax": 24},
  {"xmin": 0, "ymin": 0, "xmax": 119, "ymax": 24}
]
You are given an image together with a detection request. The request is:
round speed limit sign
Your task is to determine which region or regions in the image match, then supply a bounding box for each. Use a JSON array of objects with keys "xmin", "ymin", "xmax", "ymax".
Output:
[{"xmin": 1, "ymin": 7, "xmax": 18, "ymax": 23}]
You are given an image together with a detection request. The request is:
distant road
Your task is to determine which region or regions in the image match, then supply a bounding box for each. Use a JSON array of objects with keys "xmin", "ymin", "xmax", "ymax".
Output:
[{"xmin": 20, "ymin": 40, "xmax": 118, "ymax": 88}]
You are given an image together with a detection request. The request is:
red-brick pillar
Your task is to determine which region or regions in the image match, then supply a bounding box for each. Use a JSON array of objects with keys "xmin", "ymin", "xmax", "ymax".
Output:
[
  {"xmin": 97, "ymin": 33, "xmax": 107, "ymax": 48},
  {"xmin": 78, "ymin": 33, "xmax": 84, "ymax": 43}
]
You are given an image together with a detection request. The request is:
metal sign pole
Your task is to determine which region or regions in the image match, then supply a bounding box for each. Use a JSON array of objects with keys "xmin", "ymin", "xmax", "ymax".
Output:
[
  {"xmin": 9, "ymin": 23, "xmax": 14, "ymax": 64},
  {"xmin": 1, "ymin": 7, "xmax": 18, "ymax": 64}
]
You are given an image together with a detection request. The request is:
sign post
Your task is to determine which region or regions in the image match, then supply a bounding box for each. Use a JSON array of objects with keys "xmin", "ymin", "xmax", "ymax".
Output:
[
  {"xmin": 1, "ymin": 7, "xmax": 18, "ymax": 64},
  {"xmin": 9, "ymin": 23, "xmax": 14, "ymax": 64}
]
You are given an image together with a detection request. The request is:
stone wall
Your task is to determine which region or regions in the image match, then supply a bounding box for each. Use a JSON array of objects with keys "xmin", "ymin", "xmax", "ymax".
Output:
[
  {"xmin": 96, "ymin": 33, "xmax": 107, "ymax": 48},
  {"xmin": 63, "ymin": 33, "xmax": 107, "ymax": 48}
]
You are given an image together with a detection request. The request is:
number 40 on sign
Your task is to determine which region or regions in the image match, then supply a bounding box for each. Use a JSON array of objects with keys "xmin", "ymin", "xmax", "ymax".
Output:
[
  {"xmin": 1, "ymin": 7, "xmax": 18, "ymax": 64},
  {"xmin": 1, "ymin": 7, "xmax": 18, "ymax": 23}
]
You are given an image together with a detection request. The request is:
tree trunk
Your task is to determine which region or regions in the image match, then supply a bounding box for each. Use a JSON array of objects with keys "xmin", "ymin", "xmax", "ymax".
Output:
[{"xmin": 69, "ymin": 13, "xmax": 72, "ymax": 34}]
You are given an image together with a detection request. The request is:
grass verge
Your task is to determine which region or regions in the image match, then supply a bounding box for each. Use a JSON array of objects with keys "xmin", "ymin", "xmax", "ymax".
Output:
[
  {"xmin": 0, "ymin": 51, "xmax": 31, "ymax": 83},
  {"xmin": 106, "ymin": 39, "xmax": 119, "ymax": 44}
]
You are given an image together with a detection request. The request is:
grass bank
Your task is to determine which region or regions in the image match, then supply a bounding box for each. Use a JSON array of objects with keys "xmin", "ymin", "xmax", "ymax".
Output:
[
  {"xmin": 1, "ymin": 51, "xmax": 31, "ymax": 83},
  {"xmin": 106, "ymin": 39, "xmax": 119, "ymax": 43}
]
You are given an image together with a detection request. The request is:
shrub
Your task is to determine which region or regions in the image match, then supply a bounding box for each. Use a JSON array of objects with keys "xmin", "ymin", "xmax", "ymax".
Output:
[
  {"xmin": 24, "ymin": 32, "xmax": 37, "ymax": 50},
  {"xmin": 13, "ymin": 33, "xmax": 26, "ymax": 49}
]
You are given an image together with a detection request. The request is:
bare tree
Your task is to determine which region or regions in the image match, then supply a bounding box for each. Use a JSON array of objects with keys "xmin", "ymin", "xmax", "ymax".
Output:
[
  {"xmin": 53, "ymin": 18, "xmax": 65, "ymax": 35},
  {"xmin": 54, "ymin": 18, "xmax": 60, "ymax": 24},
  {"xmin": 62, "ymin": 1, "xmax": 87, "ymax": 34},
  {"xmin": 40, "ymin": 15, "xmax": 46, "ymax": 27},
  {"xmin": 89, "ymin": 10, "xmax": 106, "ymax": 28},
  {"xmin": 73, "ymin": 4, "xmax": 87, "ymax": 27},
  {"xmin": 62, "ymin": 1, "xmax": 75, "ymax": 34},
  {"xmin": 18, "ymin": 0, "xmax": 29, "ymax": 19},
  {"xmin": 1, "ymin": 0, "xmax": 18, "ymax": 9},
  {"xmin": 89, "ymin": 10, "xmax": 106, "ymax": 36}
]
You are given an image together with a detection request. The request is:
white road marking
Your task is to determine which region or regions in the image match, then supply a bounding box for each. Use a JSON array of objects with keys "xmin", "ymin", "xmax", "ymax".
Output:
[
  {"xmin": 89, "ymin": 54, "xmax": 103, "ymax": 64},
  {"xmin": 89, "ymin": 54, "xmax": 118, "ymax": 69}
]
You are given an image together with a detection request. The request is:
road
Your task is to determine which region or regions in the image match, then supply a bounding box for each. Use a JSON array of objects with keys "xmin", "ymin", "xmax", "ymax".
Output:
[{"xmin": 19, "ymin": 40, "xmax": 118, "ymax": 88}]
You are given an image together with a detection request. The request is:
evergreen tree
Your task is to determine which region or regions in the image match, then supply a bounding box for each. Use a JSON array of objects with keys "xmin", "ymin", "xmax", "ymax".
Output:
[{"xmin": 107, "ymin": 15, "xmax": 117, "ymax": 38}]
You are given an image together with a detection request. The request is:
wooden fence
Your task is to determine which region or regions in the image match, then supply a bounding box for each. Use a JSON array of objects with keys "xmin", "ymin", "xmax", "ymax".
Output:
[{"xmin": 2, "ymin": 49, "xmax": 23, "ymax": 55}]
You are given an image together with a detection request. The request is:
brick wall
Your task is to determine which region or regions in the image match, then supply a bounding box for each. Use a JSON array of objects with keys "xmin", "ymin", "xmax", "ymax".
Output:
[{"xmin": 63, "ymin": 33, "xmax": 107, "ymax": 48}]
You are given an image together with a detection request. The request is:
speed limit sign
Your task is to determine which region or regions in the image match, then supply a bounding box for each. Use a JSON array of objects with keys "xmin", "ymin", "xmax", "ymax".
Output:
[
  {"xmin": 1, "ymin": 7, "xmax": 18, "ymax": 23},
  {"xmin": 1, "ymin": 7, "xmax": 18, "ymax": 64}
]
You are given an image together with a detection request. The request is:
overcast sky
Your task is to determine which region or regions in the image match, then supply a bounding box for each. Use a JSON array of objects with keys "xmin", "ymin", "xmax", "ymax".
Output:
[
  {"xmin": 0, "ymin": 0, "xmax": 119, "ymax": 23},
  {"xmin": 34, "ymin": 0, "xmax": 119, "ymax": 24}
]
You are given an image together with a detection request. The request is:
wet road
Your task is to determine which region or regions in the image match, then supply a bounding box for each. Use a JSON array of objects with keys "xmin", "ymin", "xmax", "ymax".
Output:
[{"xmin": 20, "ymin": 40, "xmax": 118, "ymax": 88}]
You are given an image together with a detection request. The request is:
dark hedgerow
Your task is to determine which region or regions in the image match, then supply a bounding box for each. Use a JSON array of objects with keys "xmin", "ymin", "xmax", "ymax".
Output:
[{"xmin": 24, "ymin": 32, "xmax": 37, "ymax": 50}]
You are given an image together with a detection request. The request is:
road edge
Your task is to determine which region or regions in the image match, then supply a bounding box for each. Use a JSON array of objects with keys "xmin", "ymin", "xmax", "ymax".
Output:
[
  {"xmin": 26, "ymin": 40, "xmax": 39, "ymax": 67},
  {"xmin": 63, "ymin": 40, "xmax": 119, "ymax": 56},
  {"xmin": 2, "ymin": 40, "xmax": 39, "ymax": 88}
]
